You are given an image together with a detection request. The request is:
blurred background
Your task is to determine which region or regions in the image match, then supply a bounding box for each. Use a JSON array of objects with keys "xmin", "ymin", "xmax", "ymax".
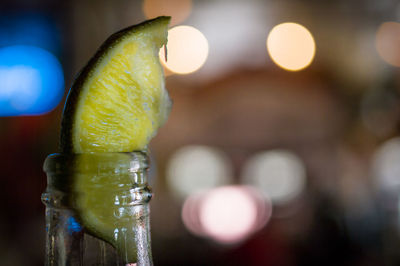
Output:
[{"xmin": 1, "ymin": 0, "xmax": 400, "ymax": 265}]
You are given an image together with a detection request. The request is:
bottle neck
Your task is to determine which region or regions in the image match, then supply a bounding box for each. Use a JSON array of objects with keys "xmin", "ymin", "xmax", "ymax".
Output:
[{"xmin": 42, "ymin": 152, "xmax": 153, "ymax": 266}]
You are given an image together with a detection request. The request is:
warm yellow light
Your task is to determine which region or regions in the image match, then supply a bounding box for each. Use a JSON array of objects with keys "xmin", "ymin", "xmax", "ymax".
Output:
[
  {"xmin": 159, "ymin": 25, "xmax": 209, "ymax": 75},
  {"xmin": 266, "ymin": 22, "xmax": 316, "ymax": 71},
  {"xmin": 376, "ymin": 22, "xmax": 400, "ymax": 67},
  {"xmin": 142, "ymin": 0, "xmax": 192, "ymax": 26}
]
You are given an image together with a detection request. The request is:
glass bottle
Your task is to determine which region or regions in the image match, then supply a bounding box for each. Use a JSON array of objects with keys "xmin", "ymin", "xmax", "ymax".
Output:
[{"xmin": 41, "ymin": 152, "xmax": 153, "ymax": 265}]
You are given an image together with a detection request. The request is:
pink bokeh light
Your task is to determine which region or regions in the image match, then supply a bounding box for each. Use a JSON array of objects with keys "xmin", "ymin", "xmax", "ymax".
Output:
[{"xmin": 181, "ymin": 186, "xmax": 272, "ymax": 244}]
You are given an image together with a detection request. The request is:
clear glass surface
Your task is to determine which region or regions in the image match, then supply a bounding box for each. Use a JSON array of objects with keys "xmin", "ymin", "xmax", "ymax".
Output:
[{"xmin": 42, "ymin": 152, "xmax": 153, "ymax": 266}]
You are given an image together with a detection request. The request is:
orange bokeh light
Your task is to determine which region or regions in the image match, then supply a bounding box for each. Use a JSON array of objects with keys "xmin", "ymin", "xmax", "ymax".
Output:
[
  {"xmin": 159, "ymin": 25, "xmax": 209, "ymax": 75},
  {"xmin": 375, "ymin": 22, "xmax": 400, "ymax": 67},
  {"xmin": 267, "ymin": 22, "xmax": 316, "ymax": 71}
]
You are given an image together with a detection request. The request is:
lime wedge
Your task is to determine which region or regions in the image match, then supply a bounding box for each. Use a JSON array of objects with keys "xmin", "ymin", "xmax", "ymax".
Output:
[
  {"xmin": 60, "ymin": 16, "xmax": 171, "ymax": 153},
  {"xmin": 56, "ymin": 16, "xmax": 171, "ymax": 261}
]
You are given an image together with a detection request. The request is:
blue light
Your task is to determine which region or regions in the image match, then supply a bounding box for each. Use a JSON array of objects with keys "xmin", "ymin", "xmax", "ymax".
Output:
[
  {"xmin": 0, "ymin": 13, "xmax": 61, "ymax": 54},
  {"xmin": 0, "ymin": 45, "xmax": 64, "ymax": 116},
  {"xmin": 66, "ymin": 216, "xmax": 82, "ymax": 234}
]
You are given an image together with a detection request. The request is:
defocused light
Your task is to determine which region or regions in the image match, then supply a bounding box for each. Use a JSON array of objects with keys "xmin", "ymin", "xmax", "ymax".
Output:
[
  {"xmin": 181, "ymin": 192, "xmax": 204, "ymax": 237},
  {"xmin": 143, "ymin": 0, "xmax": 192, "ymax": 26},
  {"xmin": 375, "ymin": 22, "xmax": 400, "ymax": 67},
  {"xmin": 0, "ymin": 14, "xmax": 61, "ymax": 54},
  {"xmin": 372, "ymin": 137, "xmax": 400, "ymax": 191},
  {"xmin": 251, "ymin": 187, "xmax": 273, "ymax": 230},
  {"xmin": 266, "ymin": 22, "xmax": 316, "ymax": 71},
  {"xmin": 182, "ymin": 187, "xmax": 271, "ymax": 244},
  {"xmin": 167, "ymin": 145, "xmax": 232, "ymax": 200},
  {"xmin": 242, "ymin": 150, "xmax": 306, "ymax": 204},
  {"xmin": 198, "ymin": 186, "xmax": 271, "ymax": 244},
  {"xmin": 159, "ymin": 25, "xmax": 208, "ymax": 74},
  {"xmin": 0, "ymin": 45, "xmax": 64, "ymax": 116}
]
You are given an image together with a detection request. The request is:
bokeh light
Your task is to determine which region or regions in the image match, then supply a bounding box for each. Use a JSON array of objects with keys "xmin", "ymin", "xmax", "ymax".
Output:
[
  {"xmin": 167, "ymin": 145, "xmax": 232, "ymax": 200},
  {"xmin": 142, "ymin": 0, "xmax": 192, "ymax": 26},
  {"xmin": 199, "ymin": 186, "xmax": 258, "ymax": 244},
  {"xmin": 181, "ymin": 192, "xmax": 205, "ymax": 237},
  {"xmin": 0, "ymin": 45, "xmax": 64, "ymax": 116},
  {"xmin": 181, "ymin": 186, "xmax": 272, "ymax": 244},
  {"xmin": 267, "ymin": 22, "xmax": 316, "ymax": 71},
  {"xmin": 159, "ymin": 25, "xmax": 209, "ymax": 74},
  {"xmin": 0, "ymin": 14, "xmax": 61, "ymax": 54},
  {"xmin": 375, "ymin": 22, "xmax": 400, "ymax": 67},
  {"xmin": 372, "ymin": 137, "xmax": 400, "ymax": 192},
  {"xmin": 242, "ymin": 150, "xmax": 306, "ymax": 204}
]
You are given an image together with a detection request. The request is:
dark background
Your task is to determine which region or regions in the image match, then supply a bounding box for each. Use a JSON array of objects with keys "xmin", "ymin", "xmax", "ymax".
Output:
[{"xmin": 1, "ymin": 0, "xmax": 400, "ymax": 265}]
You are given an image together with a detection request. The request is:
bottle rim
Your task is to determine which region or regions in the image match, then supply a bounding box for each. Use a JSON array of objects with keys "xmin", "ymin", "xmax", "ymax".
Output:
[{"xmin": 43, "ymin": 151, "xmax": 149, "ymax": 174}]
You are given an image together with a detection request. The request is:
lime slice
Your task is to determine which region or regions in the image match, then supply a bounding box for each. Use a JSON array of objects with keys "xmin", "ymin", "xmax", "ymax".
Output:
[
  {"xmin": 60, "ymin": 16, "xmax": 171, "ymax": 153},
  {"xmin": 56, "ymin": 16, "xmax": 171, "ymax": 262}
]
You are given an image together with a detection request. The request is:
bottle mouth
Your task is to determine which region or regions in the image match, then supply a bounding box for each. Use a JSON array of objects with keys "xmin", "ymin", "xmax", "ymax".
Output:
[
  {"xmin": 44, "ymin": 151, "xmax": 149, "ymax": 174},
  {"xmin": 42, "ymin": 152, "xmax": 152, "ymax": 209},
  {"xmin": 41, "ymin": 185, "xmax": 152, "ymax": 209}
]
